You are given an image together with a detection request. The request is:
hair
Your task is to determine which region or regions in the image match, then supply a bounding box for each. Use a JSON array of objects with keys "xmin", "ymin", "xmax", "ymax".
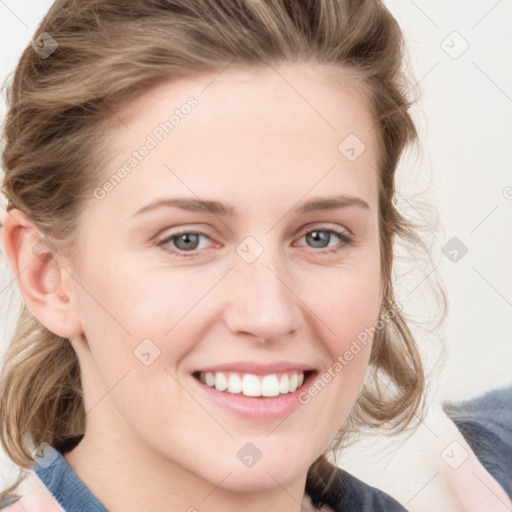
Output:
[{"xmin": 0, "ymin": 0, "xmax": 447, "ymax": 502}]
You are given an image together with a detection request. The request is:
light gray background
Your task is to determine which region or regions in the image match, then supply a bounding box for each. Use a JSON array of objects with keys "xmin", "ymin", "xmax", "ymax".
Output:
[{"xmin": 0, "ymin": 0, "xmax": 511, "ymax": 488}]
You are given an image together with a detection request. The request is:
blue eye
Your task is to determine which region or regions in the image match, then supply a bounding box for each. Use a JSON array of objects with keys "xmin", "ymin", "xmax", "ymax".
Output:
[{"xmin": 157, "ymin": 227, "xmax": 353, "ymax": 258}]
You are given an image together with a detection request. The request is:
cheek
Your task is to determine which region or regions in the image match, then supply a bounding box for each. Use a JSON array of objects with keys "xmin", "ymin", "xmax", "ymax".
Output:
[
  {"xmin": 303, "ymin": 263, "xmax": 382, "ymax": 407},
  {"xmin": 76, "ymin": 259, "xmax": 202, "ymax": 344},
  {"xmin": 308, "ymin": 261, "xmax": 383, "ymax": 344}
]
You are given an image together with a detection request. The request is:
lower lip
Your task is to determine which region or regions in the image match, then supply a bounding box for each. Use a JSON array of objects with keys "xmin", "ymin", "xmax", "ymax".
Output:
[{"xmin": 190, "ymin": 371, "xmax": 317, "ymax": 420}]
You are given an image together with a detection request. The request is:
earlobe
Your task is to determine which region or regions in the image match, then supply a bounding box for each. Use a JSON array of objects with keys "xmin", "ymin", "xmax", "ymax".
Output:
[{"xmin": 1, "ymin": 208, "xmax": 83, "ymax": 339}]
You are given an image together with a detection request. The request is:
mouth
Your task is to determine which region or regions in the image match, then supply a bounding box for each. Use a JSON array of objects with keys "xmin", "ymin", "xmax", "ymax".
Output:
[{"xmin": 192, "ymin": 369, "xmax": 316, "ymax": 399}]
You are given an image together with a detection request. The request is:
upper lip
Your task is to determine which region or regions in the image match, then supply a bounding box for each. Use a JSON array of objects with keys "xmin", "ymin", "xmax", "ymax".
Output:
[{"xmin": 193, "ymin": 361, "xmax": 316, "ymax": 376}]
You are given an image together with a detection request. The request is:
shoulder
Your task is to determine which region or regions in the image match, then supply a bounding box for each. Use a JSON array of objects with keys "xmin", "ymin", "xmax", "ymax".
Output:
[
  {"xmin": 0, "ymin": 471, "xmax": 64, "ymax": 512},
  {"xmin": 443, "ymin": 384, "xmax": 512, "ymax": 498},
  {"xmin": 306, "ymin": 463, "xmax": 407, "ymax": 512}
]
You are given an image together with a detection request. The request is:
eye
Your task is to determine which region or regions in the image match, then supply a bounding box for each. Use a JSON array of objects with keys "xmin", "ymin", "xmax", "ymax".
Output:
[
  {"xmin": 157, "ymin": 230, "xmax": 214, "ymax": 256},
  {"xmin": 295, "ymin": 227, "xmax": 353, "ymax": 254},
  {"xmin": 156, "ymin": 226, "xmax": 353, "ymax": 258}
]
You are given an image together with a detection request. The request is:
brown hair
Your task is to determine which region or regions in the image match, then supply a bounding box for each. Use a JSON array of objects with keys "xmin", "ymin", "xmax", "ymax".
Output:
[{"xmin": 1, "ymin": 0, "xmax": 446, "ymax": 500}]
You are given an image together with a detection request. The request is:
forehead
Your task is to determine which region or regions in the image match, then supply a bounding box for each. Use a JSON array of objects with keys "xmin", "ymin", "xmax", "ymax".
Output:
[{"xmin": 96, "ymin": 63, "xmax": 380, "ymax": 219}]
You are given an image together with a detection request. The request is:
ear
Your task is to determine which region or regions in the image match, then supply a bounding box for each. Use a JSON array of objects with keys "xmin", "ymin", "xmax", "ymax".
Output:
[{"xmin": 1, "ymin": 208, "xmax": 83, "ymax": 338}]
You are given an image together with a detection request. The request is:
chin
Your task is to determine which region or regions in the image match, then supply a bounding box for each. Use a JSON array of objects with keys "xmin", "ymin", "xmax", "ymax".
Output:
[{"xmin": 211, "ymin": 451, "xmax": 309, "ymax": 493}]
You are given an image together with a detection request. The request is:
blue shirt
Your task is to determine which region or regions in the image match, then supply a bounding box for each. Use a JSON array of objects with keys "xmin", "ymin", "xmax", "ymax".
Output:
[{"xmin": 2, "ymin": 385, "xmax": 511, "ymax": 511}]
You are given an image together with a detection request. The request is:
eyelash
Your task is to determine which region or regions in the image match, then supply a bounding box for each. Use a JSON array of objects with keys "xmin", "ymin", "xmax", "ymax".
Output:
[{"xmin": 156, "ymin": 226, "xmax": 354, "ymax": 258}]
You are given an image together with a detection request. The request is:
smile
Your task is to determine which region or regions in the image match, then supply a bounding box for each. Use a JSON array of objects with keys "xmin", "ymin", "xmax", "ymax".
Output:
[{"xmin": 194, "ymin": 370, "xmax": 312, "ymax": 397}]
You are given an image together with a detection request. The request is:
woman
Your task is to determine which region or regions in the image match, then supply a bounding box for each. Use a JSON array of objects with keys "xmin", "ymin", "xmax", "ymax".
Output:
[{"xmin": 0, "ymin": 1, "xmax": 510, "ymax": 510}]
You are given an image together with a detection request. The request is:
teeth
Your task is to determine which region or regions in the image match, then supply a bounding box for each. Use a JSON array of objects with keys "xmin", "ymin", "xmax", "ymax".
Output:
[
  {"xmin": 199, "ymin": 371, "xmax": 306, "ymax": 397},
  {"xmin": 214, "ymin": 372, "xmax": 228, "ymax": 392},
  {"xmin": 278, "ymin": 374, "xmax": 289, "ymax": 394},
  {"xmin": 227, "ymin": 374, "xmax": 243, "ymax": 394},
  {"xmin": 205, "ymin": 372, "xmax": 215, "ymax": 387},
  {"xmin": 289, "ymin": 373, "xmax": 298, "ymax": 392},
  {"xmin": 243, "ymin": 374, "xmax": 261, "ymax": 396},
  {"xmin": 261, "ymin": 375, "xmax": 280, "ymax": 397}
]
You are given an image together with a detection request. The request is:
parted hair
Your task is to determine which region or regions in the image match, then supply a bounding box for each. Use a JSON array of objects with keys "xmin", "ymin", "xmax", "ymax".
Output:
[{"xmin": 1, "ymin": 0, "xmax": 445, "ymax": 500}]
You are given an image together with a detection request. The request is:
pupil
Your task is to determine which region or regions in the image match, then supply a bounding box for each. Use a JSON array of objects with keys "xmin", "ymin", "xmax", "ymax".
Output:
[
  {"xmin": 176, "ymin": 233, "xmax": 199, "ymax": 250},
  {"xmin": 308, "ymin": 230, "xmax": 329, "ymax": 248}
]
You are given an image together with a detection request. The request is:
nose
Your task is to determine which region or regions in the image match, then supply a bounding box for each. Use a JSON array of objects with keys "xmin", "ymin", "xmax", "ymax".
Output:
[{"xmin": 222, "ymin": 243, "xmax": 302, "ymax": 343}]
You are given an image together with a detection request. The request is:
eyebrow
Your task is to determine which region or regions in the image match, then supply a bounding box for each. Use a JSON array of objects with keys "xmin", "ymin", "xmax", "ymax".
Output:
[{"xmin": 130, "ymin": 194, "xmax": 370, "ymax": 218}]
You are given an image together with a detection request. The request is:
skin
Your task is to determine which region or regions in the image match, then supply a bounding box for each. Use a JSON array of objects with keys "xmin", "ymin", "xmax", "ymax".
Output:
[
  {"xmin": 3, "ymin": 63, "xmax": 385, "ymax": 511},
  {"xmin": 4, "ymin": 62, "xmax": 512, "ymax": 512}
]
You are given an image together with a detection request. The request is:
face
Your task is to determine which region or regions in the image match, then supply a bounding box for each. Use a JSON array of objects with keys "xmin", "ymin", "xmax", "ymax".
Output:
[{"xmin": 64, "ymin": 63, "xmax": 383, "ymax": 492}]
